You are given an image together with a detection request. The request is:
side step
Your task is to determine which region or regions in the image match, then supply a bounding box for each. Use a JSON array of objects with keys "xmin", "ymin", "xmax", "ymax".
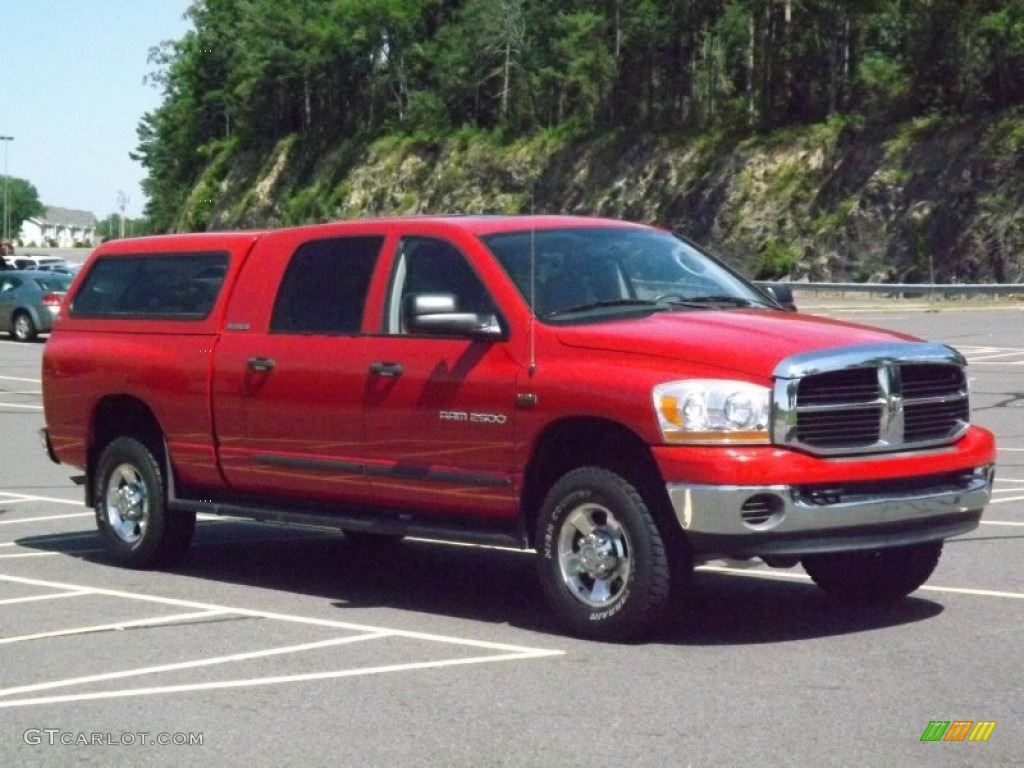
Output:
[{"xmin": 169, "ymin": 498, "xmax": 527, "ymax": 550}]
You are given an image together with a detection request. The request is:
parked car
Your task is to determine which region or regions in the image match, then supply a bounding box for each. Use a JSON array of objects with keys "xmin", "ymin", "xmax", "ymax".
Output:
[
  {"xmin": 0, "ymin": 270, "xmax": 73, "ymax": 341},
  {"xmin": 10, "ymin": 255, "xmax": 67, "ymax": 271},
  {"xmin": 34, "ymin": 261, "xmax": 83, "ymax": 276}
]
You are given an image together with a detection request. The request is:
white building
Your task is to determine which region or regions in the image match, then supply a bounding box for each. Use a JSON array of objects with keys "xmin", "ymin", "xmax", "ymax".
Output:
[{"xmin": 20, "ymin": 206, "xmax": 98, "ymax": 248}]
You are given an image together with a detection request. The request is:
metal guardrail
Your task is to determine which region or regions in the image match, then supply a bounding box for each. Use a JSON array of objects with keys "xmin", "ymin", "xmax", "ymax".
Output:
[{"xmin": 764, "ymin": 281, "xmax": 1024, "ymax": 297}]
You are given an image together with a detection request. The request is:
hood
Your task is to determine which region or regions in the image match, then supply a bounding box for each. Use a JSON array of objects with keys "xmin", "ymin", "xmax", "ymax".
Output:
[{"xmin": 554, "ymin": 309, "xmax": 919, "ymax": 379}]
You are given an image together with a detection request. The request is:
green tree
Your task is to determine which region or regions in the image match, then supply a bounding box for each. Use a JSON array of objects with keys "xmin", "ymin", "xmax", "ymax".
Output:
[
  {"xmin": 96, "ymin": 214, "xmax": 154, "ymax": 241},
  {"xmin": 1, "ymin": 176, "xmax": 45, "ymax": 242}
]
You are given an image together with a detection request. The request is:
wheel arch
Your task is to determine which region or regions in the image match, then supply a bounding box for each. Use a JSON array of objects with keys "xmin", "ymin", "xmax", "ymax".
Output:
[
  {"xmin": 86, "ymin": 395, "xmax": 166, "ymax": 507},
  {"xmin": 520, "ymin": 417, "xmax": 672, "ymax": 547}
]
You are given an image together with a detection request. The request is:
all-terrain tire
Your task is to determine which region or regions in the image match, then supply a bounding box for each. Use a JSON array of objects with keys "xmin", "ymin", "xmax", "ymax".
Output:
[
  {"xmin": 536, "ymin": 466, "xmax": 682, "ymax": 642},
  {"xmin": 94, "ymin": 437, "xmax": 196, "ymax": 567},
  {"xmin": 802, "ymin": 542, "xmax": 943, "ymax": 603}
]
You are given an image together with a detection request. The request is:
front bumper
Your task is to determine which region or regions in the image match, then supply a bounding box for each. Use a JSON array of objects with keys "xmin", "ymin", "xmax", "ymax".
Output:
[
  {"xmin": 39, "ymin": 427, "xmax": 60, "ymax": 464},
  {"xmin": 667, "ymin": 464, "xmax": 994, "ymax": 559}
]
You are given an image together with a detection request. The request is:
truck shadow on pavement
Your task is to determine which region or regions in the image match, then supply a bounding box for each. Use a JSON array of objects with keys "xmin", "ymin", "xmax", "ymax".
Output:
[{"xmin": 16, "ymin": 519, "xmax": 948, "ymax": 646}]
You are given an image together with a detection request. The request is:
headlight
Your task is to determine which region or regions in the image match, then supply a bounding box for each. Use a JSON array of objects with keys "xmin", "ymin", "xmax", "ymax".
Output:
[{"xmin": 652, "ymin": 380, "xmax": 771, "ymax": 444}]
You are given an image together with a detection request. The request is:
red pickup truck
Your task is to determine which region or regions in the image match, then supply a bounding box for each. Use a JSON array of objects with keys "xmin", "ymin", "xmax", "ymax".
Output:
[{"xmin": 41, "ymin": 216, "xmax": 996, "ymax": 640}]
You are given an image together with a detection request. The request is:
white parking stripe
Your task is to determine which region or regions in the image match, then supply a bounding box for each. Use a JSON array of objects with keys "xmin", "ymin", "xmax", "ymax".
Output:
[
  {"xmin": 0, "ymin": 552, "xmax": 63, "ymax": 559},
  {"xmin": 0, "ymin": 375, "xmax": 41, "ymax": 383},
  {"xmin": 966, "ymin": 351, "xmax": 1024, "ymax": 360},
  {"xmin": 0, "ymin": 633, "xmax": 392, "ymax": 700},
  {"xmin": 0, "ymin": 610, "xmax": 233, "ymax": 646},
  {"xmin": 0, "ymin": 590, "xmax": 93, "ymax": 605},
  {"xmin": 0, "ymin": 513, "xmax": 92, "ymax": 525},
  {"xmin": 699, "ymin": 565, "xmax": 1024, "ymax": 599},
  {"xmin": 988, "ymin": 497, "xmax": 1024, "ymax": 505},
  {"xmin": 0, "ymin": 652, "xmax": 564, "ymax": 709},
  {"xmin": 0, "ymin": 492, "xmax": 82, "ymax": 506},
  {"xmin": 0, "ymin": 549, "xmax": 103, "ymax": 560},
  {"xmin": 0, "ymin": 573, "xmax": 565, "ymax": 652},
  {"xmin": 0, "ymin": 403, "xmax": 43, "ymax": 410},
  {"xmin": 0, "ymin": 573, "xmax": 564, "ymax": 709}
]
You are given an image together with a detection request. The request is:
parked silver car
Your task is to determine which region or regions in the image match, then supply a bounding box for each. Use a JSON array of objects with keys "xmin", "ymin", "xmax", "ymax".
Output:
[
  {"xmin": 9, "ymin": 255, "xmax": 67, "ymax": 271},
  {"xmin": 0, "ymin": 270, "xmax": 73, "ymax": 341},
  {"xmin": 34, "ymin": 261, "xmax": 83, "ymax": 276}
]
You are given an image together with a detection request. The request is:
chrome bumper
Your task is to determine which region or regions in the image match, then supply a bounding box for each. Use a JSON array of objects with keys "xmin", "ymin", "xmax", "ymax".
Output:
[
  {"xmin": 39, "ymin": 427, "xmax": 60, "ymax": 465},
  {"xmin": 667, "ymin": 465, "xmax": 994, "ymax": 559}
]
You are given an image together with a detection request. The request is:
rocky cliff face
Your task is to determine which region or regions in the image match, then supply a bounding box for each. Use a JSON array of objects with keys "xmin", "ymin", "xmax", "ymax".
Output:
[{"xmin": 203, "ymin": 111, "xmax": 1024, "ymax": 283}]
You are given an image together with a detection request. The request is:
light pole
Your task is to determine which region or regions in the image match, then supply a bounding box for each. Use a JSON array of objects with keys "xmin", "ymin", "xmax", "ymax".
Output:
[
  {"xmin": 1, "ymin": 136, "xmax": 13, "ymax": 248},
  {"xmin": 117, "ymin": 190, "xmax": 128, "ymax": 239}
]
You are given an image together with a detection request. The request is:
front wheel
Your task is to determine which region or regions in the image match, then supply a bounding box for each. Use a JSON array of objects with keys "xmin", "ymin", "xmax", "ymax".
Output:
[
  {"xmin": 536, "ymin": 467, "xmax": 682, "ymax": 642},
  {"xmin": 802, "ymin": 542, "xmax": 943, "ymax": 603},
  {"xmin": 94, "ymin": 437, "xmax": 196, "ymax": 567}
]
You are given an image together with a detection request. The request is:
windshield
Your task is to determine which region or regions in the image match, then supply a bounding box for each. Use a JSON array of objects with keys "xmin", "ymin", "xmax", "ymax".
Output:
[{"xmin": 481, "ymin": 227, "xmax": 770, "ymax": 320}]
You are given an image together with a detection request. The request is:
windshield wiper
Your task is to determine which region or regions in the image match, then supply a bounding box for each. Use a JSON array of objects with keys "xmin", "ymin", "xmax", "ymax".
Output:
[
  {"xmin": 540, "ymin": 299, "xmax": 662, "ymax": 319},
  {"xmin": 659, "ymin": 295, "xmax": 773, "ymax": 309}
]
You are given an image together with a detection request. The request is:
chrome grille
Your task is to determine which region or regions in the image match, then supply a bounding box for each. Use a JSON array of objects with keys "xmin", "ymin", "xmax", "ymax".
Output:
[{"xmin": 773, "ymin": 343, "xmax": 970, "ymax": 456}]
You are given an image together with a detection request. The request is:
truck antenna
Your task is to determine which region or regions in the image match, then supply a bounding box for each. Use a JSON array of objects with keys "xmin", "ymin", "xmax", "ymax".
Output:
[{"xmin": 528, "ymin": 189, "xmax": 537, "ymax": 377}]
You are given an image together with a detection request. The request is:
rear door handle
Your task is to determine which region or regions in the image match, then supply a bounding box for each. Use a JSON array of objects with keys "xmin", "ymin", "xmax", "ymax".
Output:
[
  {"xmin": 247, "ymin": 356, "xmax": 276, "ymax": 372},
  {"xmin": 369, "ymin": 361, "xmax": 403, "ymax": 377}
]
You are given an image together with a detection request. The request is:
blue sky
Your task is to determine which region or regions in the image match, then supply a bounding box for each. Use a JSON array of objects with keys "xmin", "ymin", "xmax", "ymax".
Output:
[{"xmin": 2, "ymin": 1, "xmax": 193, "ymax": 218}]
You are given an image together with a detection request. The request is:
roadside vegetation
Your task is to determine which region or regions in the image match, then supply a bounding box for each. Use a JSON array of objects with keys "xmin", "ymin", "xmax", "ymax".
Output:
[{"xmin": 133, "ymin": 1, "xmax": 1024, "ymax": 281}]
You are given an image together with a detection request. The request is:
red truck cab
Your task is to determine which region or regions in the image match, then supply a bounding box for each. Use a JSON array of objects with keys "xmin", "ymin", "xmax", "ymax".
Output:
[{"xmin": 42, "ymin": 216, "xmax": 996, "ymax": 640}]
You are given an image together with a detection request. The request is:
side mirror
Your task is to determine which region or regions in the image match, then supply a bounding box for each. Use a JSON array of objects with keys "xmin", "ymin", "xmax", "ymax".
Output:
[
  {"xmin": 754, "ymin": 282, "xmax": 797, "ymax": 311},
  {"xmin": 404, "ymin": 293, "xmax": 504, "ymax": 339}
]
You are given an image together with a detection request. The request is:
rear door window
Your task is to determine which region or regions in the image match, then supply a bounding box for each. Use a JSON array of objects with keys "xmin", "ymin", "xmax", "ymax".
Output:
[
  {"xmin": 71, "ymin": 252, "xmax": 229, "ymax": 319},
  {"xmin": 270, "ymin": 236, "xmax": 383, "ymax": 334}
]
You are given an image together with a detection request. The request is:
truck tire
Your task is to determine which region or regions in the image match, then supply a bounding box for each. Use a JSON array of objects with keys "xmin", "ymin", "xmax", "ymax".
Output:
[
  {"xmin": 12, "ymin": 312, "xmax": 37, "ymax": 342},
  {"xmin": 536, "ymin": 466, "xmax": 676, "ymax": 642},
  {"xmin": 802, "ymin": 541, "xmax": 943, "ymax": 603},
  {"xmin": 94, "ymin": 437, "xmax": 196, "ymax": 567}
]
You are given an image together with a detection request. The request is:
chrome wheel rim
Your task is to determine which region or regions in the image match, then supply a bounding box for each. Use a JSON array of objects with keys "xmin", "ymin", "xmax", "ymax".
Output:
[
  {"xmin": 557, "ymin": 502, "xmax": 632, "ymax": 608},
  {"xmin": 104, "ymin": 463, "xmax": 149, "ymax": 544},
  {"xmin": 14, "ymin": 315, "xmax": 30, "ymax": 340}
]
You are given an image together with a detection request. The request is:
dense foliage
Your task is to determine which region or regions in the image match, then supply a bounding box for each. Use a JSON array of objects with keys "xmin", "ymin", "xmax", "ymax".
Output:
[
  {"xmin": 135, "ymin": 0, "xmax": 1024, "ymax": 230},
  {"xmin": 0, "ymin": 176, "xmax": 44, "ymax": 242}
]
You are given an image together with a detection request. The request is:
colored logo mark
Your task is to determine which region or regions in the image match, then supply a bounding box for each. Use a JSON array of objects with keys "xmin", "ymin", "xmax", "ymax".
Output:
[{"xmin": 920, "ymin": 721, "xmax": 997, "ymax": 742}]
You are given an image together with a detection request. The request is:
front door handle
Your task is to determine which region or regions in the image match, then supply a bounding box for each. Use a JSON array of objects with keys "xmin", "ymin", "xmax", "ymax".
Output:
[
  {"xmin": 247, "ymin": 356, "xmax": 276, "ymax": 372},
  {"xmin": 369, "ymin": 361, "xmax": 403, "ymax": 377}
]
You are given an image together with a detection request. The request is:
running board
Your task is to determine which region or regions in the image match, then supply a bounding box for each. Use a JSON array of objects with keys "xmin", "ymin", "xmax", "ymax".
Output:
[{"xmin": 169, "ymin": 498, "xmax": 527, "ymax": 550}]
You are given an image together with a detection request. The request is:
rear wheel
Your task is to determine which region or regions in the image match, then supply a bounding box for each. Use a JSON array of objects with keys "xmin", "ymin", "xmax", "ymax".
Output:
[
  {"xmin": 536, "ymin": 466, "xmax": 683, "ymax": 642},
  {"xmin": 94, "ymin": 437, "xmax": 196, "ymax": 567},
  {"xmin": 802, "ymin": 542, "xmax": 943, "ymax": 603},
  {"xmin": 12, "ymin": 312, "xmax": 37, "ymax": 342}
]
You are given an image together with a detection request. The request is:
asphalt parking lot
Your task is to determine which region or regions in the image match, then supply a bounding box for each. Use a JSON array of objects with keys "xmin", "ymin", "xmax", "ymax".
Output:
[{"xmin": 1, "ymin": 299, "xmax": 1022, "ymax": 767}]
